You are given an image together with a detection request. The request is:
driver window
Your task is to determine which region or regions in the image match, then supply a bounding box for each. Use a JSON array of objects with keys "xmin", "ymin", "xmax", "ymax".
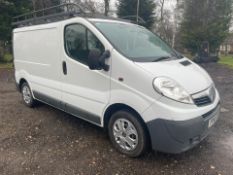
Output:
[
  {"xmin": 87, "ymin": 30, "xmax": 105, "ymax": 53},
  {"xmin": 64, "ymin": 24, "xmax": 105, "ymax": 65}
]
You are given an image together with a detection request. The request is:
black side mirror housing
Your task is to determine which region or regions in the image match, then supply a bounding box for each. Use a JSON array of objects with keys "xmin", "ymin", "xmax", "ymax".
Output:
[{"xmin": 87, "ymin": 50, "xmax": 110, "ymax": 71}]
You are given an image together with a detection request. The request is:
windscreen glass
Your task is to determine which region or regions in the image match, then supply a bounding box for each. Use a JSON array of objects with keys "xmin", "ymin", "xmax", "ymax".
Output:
[{"xmin": 93, "ymin": 21, "xmax": 178, "ymax": 62}]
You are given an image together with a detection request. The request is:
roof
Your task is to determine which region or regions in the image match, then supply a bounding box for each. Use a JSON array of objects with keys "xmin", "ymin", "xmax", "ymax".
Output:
[{"xmin": 13, "ymin": 16, "xmax": 136, "ymax": 33}]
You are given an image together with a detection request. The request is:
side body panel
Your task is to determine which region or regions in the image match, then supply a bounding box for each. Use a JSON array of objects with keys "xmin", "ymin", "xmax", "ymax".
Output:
[{"xmin": 14, "ymin": 23, "xmax": 63, "ymax": 109}]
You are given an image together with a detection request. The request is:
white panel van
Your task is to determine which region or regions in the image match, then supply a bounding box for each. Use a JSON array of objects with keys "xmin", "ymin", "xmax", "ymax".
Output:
[{"xmin": 13, "ymin": 16, "xmax": 220, "ymax": 157}]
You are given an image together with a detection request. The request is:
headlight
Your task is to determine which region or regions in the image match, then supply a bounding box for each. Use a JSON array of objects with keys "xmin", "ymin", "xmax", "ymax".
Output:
[{"xmin": 153, "ymin": 77, "xmax": 194, "ymax": 104}]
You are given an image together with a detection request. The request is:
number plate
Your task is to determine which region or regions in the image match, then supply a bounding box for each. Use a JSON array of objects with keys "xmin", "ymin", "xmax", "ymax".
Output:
[{"xmin": 208, "ymin": 116, "xmax": 218, "ymax": 128}]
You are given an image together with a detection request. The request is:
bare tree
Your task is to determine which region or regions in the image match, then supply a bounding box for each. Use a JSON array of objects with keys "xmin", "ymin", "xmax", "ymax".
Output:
[
  {"xmin": 63, "ymin": 0, "xmax": 105, "ymax": 13},
  {"xmin": 159, "ymin": 0, "xmax": 165, "ymax": 24},
  {"xmin": 158, "ymin": 0, "xmax": 167, "ymax": 41},
  {"xmin": 31, "ymin": 0, "xmax": 111, "ymax": 16},
  {"xmin": 31, "ymin": 0, "xmax": 60, "ymax": 10},
  {"xmin": 155, "ymin": 0, "xmax": 175, "ymax": 46},
  {"xmin": 173, "ymin": 0, "xmax": 185, "ymax": 50},
  {"xmin": 31, "ymin": 0, "xmax": 36, "ymax": 11},
  {"xmin": 104, "ymin": 0, "xmax": 110, "ymax": 16},
  {"xmin": 83, "ymin": 0, "xmax": 110, "ymax": 15}
]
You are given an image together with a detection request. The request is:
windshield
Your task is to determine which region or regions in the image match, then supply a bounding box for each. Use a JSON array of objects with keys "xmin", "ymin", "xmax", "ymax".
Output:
[{"xmin": 93, "ymin": 21, "xmax": 178, "ymax": 62}]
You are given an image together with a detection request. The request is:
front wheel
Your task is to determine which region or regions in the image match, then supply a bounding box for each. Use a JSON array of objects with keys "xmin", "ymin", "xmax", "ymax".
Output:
[
  {"xmin": 21, "ymin": 82, "xmax": 36, "ymax": 107},
  {"xmin": 108, "ymin": 110, "xmax": 149, "ymax": 157}
]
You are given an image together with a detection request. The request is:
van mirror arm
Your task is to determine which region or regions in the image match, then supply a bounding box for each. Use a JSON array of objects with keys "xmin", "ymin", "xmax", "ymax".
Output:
[{"xmin": 88, "ymin": 50, "xmax": 111, "ymax": 71}]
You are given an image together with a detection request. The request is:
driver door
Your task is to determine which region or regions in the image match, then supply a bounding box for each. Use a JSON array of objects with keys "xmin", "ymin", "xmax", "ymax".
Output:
[{"xmin": 61, "ymin": 22, "xmax": 111, "ymax": 125}]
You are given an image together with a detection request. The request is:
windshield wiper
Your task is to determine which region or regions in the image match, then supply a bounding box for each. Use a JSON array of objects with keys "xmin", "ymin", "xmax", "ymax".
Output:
[{"xmin": 153, "ymin": 56, "xmax": 172, "ymax": 62}]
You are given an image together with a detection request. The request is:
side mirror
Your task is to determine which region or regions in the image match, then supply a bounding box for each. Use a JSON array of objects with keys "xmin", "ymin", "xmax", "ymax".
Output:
[{"xmin": 87, "ymin": 50, "xmax": 110, "ymax": 71}]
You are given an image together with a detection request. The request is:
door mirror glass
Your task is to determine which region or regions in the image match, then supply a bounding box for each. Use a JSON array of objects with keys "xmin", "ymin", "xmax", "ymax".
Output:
[{"xmin": 88, "ymin": 50, "xmax": 110, "ymax": 71}]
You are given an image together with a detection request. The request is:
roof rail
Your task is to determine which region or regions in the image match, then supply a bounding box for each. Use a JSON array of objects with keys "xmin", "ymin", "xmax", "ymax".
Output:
[
  {"xmin": 12, "ymin": 3, "xmax": 89, "ymax": 27},
  {"xmin": 12, "ymin": 3, "xmax": 146, "ymax": 28}
]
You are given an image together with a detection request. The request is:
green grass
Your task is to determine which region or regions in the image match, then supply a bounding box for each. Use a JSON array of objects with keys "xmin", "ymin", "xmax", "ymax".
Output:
[
  {"xmin": 183, "ymin": 53, "xmax": 194, "ymax": 60},
  {"xmin": 3, "ymin": 53, "xmax": 13, "ymax": 62},
  {"xmin": 0, "ymin": 53, "xmax": 13, "ymax": 69},
  {"xmin": 219, "ymin": 55, "xmax": 233, "ymax": 68},
  {"xmin": 0, "ymin": 62, "xmax": 13, "ymax": 69}
]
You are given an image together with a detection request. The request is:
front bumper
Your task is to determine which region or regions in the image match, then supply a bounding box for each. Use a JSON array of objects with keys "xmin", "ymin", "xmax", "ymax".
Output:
[{"xmin": 147, "ymin": 103, "xmax": 220, "ymax": 154}]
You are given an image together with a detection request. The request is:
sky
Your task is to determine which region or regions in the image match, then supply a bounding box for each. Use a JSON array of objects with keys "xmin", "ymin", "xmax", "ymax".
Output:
[
  {"xmin": 164, "ymin": 0, "xmax": 177, "ymax": 10},
  {"xmin": 109, "ymin": 0, "xmax": 177, "ymax": 11},
  {"xmin": 94, "ymin": 0, "xmax": 177, "ymax": 12}
]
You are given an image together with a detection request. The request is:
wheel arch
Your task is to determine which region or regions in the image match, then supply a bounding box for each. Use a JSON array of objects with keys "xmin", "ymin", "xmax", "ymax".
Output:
[
  {"xmin": 19, "ymin": 78, "xmax": 28, "ymax": 92},
  {"xmin": 103, "ymin": 103, "xmax": 151, "ymax": 148}
]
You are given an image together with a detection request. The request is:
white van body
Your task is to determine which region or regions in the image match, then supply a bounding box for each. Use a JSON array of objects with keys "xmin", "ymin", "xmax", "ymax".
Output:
[{"xmin": 13, "ymin": 17, "xmax": 220, "ymax": 155}]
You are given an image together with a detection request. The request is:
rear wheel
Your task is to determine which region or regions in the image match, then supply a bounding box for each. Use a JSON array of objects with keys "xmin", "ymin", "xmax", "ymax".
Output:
[
  {"xmin": 108, "ymin": 110, "xmax": 148, "ymax": 157},
  {"xmin": 21, "ymin": 82, "xmax": 36, "ymax": 107}
]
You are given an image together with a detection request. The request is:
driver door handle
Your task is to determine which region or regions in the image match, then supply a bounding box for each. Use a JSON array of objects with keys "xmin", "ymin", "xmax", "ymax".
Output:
[{"xmin": 62, "ymin": 61, "xmax": 67, "ymax": 75}]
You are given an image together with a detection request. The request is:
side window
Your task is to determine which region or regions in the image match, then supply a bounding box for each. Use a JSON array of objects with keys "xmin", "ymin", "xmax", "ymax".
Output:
[{"xmin": 64, "ymin": 24, "xmax": 105, "ymax": 65}]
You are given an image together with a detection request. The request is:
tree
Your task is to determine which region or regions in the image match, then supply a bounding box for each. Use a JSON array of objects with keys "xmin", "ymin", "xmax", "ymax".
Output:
[
  {"xmin": 155, "ymin": 0, "xmax": 176, "ymax": 46},
  {"xmin": 179, "ymin": 0, "xmax": 233, "ymax": 54},
  {"xmin": 155, "ymin": 9, "xmax": 175, "ymax": 46},
  {"xmin": 80, "ymin": 0, "xmax": 104, "ymax": 13},
  {"xmin": 31, "ymin": 0, "xmax": 60, "ymax": 10},
  {"xmin": 172, "ymin": 0, "xmax": 185, "ymax": 50},
  {"xmin": 104, "ymin": 0, "xmax": 110, "ymax": 16},
  {"xmin": 0, "ymin": 0, "xmax": 31, "ymax": 60},
  {"xmin": 0, "ymin": 0, "xmax": 31, "ymax": 43},
  {"xmin": 117, "ymin": 0, "xmax": 156, "ymax": 29},
  {"xmin": 63, "ymin": 0, "xmax": 105, "ymax": 14},
  {"xmin": 0, "ymin": 0, "xmax": 62, "ymax": 44}
]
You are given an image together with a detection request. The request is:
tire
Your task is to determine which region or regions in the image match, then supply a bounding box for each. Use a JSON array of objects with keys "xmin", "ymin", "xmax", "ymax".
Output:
[
  {"xmin": 21, "ymin": 82, "xmax": 36, "ymax": 108},
  {"xmin": 108, "ymin": 110, "xmax": 149, "ymax": 157}
]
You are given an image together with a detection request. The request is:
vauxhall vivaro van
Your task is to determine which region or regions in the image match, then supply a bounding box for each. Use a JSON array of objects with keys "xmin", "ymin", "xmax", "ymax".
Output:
[{"xmin": 13, "ymin": 5, "xmax": 220, "ymax": 157}]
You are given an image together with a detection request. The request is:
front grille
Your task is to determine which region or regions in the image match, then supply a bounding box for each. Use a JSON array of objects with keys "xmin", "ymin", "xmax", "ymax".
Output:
[
  {"xmin": 193, "ymin": 96, "xmax": 212, "ymax": 107},
  {"xmin": 192, "ymin": 86, "xmax": 216, "ymax": 107}
]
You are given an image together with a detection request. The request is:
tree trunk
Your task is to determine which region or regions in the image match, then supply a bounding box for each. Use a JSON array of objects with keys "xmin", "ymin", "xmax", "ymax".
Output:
[
  {"xmin": 160, "ymin": 0, "xmax": 166, "ymax": 37},
  {"xmin": 0, "ymin": 41, "xmax": 5, "ymax": 62},
  {"xmin": 104, "ymin": 0, "xmax": 109, "ymax": 16}
]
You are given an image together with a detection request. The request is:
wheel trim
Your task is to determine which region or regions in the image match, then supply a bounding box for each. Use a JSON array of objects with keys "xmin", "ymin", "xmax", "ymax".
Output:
[
  {"xmin": 22, "ymin": 86, "xmax": 31, "ymax": 104},
  {"xmin": 113, "ymin": 118, "xmax": 139, "ymax": 151}
]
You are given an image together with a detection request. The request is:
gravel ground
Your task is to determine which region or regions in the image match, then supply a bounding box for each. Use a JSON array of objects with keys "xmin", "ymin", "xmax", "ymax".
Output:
[{"xmin": 0, "ymin": 63, "xmax": 233, "ymax": 175}]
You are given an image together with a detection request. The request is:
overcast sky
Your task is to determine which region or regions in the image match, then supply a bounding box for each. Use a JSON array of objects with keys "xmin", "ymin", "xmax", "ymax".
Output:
[{"xmin": 107, "ymin": 0, "xmax": 177, "ymax": 11}]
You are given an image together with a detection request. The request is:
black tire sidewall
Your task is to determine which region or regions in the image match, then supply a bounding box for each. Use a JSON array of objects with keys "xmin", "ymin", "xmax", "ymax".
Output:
[
  {"xmin": 108, "ymin": 110, "xmax": 148, "ymax": 157},
  {"xmin": 21, "ymin": 82, "xmax": 35, "ymax": 107}
]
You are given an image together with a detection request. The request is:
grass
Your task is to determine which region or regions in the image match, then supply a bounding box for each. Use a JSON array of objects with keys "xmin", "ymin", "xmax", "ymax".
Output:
[
  {"xmin": 183, "ymin": 53, "xmax": 194, "ymax": 60},
  {"xmin": 3, "ymin": 53, "xmax": 13, "ymax": 62},
  {"xmin": 0, "ymin": 53, "xmax": 13, "ymax": 69},
  {"xmin": 219, "ymin": 55, "xmax": 233, "ymax": 68},
  {"xmin": 0, "ymin": 62, "xmax": 13, "ymax": 69}
]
